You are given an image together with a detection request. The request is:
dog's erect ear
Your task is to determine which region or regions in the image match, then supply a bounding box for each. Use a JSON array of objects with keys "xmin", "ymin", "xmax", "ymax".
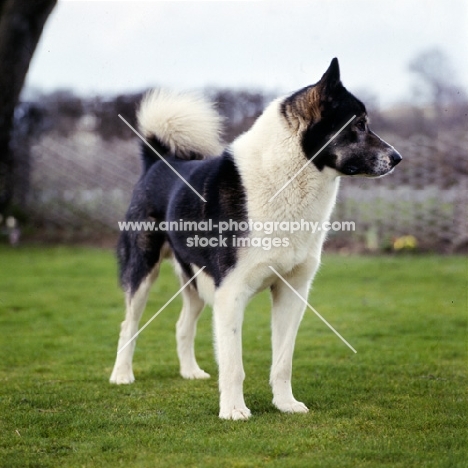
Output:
[
  {"xmin": 281, "ymin": 58, "xmax": 342, "ymax": 128},
  {"xmin": 318, "ymin": 58, "xmax": 341, "ymax": 93}
]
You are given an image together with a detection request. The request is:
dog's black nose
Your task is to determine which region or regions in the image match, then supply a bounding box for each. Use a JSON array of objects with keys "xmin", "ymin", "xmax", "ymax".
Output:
[{"xmin": 390, "ymin": 149, "xmax": 402, "ymax": 166}]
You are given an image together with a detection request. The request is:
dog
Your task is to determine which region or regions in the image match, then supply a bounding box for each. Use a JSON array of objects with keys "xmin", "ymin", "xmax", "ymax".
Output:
[{"xmin": 110, "ymin": 58, "xmax": 402, "ymax": 420}]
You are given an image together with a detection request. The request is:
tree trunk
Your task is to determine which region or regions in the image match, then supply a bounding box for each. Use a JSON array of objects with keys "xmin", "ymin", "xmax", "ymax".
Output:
[{"xmin": 0, "ymin": 0, "xmax": 57, "ymax": 213}]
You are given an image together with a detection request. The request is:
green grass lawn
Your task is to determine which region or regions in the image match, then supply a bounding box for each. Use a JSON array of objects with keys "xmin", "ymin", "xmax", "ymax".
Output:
[{"xmin": 0, "ymin": 246, "xmax": 466, "ymax": 467}]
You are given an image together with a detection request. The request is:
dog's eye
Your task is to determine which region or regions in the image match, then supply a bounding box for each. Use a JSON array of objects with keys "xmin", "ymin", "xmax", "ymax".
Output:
[{"xmin": 356, "ymin": 120, "xmax": 366, "ymax": 132}]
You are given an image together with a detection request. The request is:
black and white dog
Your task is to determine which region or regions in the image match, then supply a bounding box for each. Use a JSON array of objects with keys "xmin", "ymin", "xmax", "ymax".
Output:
[{"xmin": 110, "ymin": 58, "xmax": 401, "ymax": 420}]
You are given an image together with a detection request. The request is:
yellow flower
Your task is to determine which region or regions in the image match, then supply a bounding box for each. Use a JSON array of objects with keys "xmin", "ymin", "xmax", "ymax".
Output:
[{"xmin": 393, "ymin": 235, "xmax": 418, "ymax": 250}]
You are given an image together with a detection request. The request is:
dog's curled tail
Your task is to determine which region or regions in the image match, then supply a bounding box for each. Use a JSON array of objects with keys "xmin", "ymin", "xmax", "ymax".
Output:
[{"xmin": 137, "ymin": 89, "xmax": 224, "ymax": 170}]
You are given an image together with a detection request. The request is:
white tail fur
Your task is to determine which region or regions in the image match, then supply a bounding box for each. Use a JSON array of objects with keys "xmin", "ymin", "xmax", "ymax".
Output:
[{"xmin": 137, "ymin": 89, "xmax": 224, "ymax": 159}]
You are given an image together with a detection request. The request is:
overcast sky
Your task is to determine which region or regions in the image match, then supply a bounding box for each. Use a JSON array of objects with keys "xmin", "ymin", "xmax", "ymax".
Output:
[{"xmin": 25, "ymin": 0, "xmax": 468, "ymax": 108}]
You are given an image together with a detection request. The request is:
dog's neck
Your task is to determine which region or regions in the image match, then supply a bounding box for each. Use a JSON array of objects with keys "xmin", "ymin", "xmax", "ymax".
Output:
[{"xmin": 231, "ymin": 98, "xmax": 341, "ymax": 222}]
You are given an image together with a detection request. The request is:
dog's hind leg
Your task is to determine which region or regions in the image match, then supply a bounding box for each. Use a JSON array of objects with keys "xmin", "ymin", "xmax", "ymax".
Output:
[
  {"xmin": 175, "ymin": 274, "xmax": 209, "ymax": 380},
  {"xmin": 110, "ymin": 264, "xmax": 159, "ymax": 384},
  {"xmin": 270, "ymin": 262, "xmax": 318, "ymax": 414},
  {"xmin": 110, "ymin": 233, "xmax": 164, "ymax": 385}
]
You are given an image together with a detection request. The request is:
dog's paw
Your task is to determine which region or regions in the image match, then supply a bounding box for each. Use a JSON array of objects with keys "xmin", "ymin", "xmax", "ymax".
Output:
[
  {"xmin": 180, "ymin": 368, "xmax": 210, "ymax": 380},
  {"xmin": 110, "ymin": 367, "xmax": 135, "ymax": 385},
  {"xmin": 219, "ymin": 406, "xmax": 252, "ymax": 421},
  {"xmin": 273, "ymin": 399, "xmax": 309, "ymax": 414}
]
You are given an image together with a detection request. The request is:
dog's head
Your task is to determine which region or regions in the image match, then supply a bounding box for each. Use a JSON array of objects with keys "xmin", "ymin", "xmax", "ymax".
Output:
[{"xmin": 281, "ymin": 58, "xmax": 402, "ymax": 177}]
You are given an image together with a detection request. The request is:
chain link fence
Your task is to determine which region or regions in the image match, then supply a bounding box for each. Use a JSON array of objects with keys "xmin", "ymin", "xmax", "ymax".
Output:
[
  {"xmin": 3, "ymin": 83, "xmax": 465, "ymax": 252},
  {"xmin": 333, "ymin": 131, "xmax": 468, "ymax": 252},
  {"xmin": 22, "ymin": 122, "xmax": 467, "ymax": 252}
]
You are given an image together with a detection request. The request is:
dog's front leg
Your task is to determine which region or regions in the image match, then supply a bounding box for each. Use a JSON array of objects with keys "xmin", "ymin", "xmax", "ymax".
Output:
[
  {"xmin": 213, "ymin": 285, "xmax": 251, "ymax": 420},
  {"xmin": 270, "ymin": 262, "xmax": 317, "ymax": 413}
]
